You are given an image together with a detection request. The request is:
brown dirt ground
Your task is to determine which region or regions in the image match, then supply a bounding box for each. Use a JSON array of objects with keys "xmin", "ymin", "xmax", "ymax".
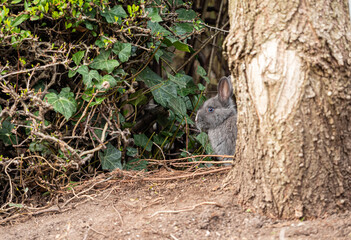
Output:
[{"xmin": 1, "ymin": 171, "xmax": 351, "ymax": 240}]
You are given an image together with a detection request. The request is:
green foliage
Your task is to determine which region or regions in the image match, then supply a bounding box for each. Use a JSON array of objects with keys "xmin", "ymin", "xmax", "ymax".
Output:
[
  {"xmin": 126, "ymin": 147, "xmax": 138, "ymax": 157},
  {"xmin": 100, "ymin": 5, "xmax": 127, "ymax": 23},
  {"xmin": 99, "ymin": 143, "xmax": 122, "ymax": 170},
  {"xmin": 134, "ymin": 134, "xmax": 153, "ymax": 152},
  {"xmin": 138, "ymin": 67, "xmax": 177, "ymax": 108},
  {"xmin": 45, "ymin": 87, "xmax": 77, "ymax": 120},
  {"xmin": 148, "ymin": 21, "xmax": 171, "ymax": 37},
  {"xmin": 112, "ymin": 41, "xmax": 132, "ymax": 63},
  {"xmin": 72, "ymin": 51, "xmax": 85, "ymax": 65},
  {"xmin": 0, "ymin": 120, "xmax": 17, "ymax": 145},
  {"xmin": 176, "ymin": 9, "xmax": 197, "ymax": 20},
  {"xmin": 89, "ymin": 50, "xmax": 120, "ymax": 74},
  {"xmin": 196, "ymin": 132, "xmax": 213, "ymax": 154},
  {"xmin": 0, "ymin": 0, "xmax": 212, "ymax": 184},
  {"xmin": 29, "ymin": 141, "xmax": 51, "ymax": 155},
  {"xmin": 197, "ymin": 65, "xmax": 210, "ymax": 83},
  {"xmin": 146, "ymin": 7, "xmax": 162, "ymax": 22},
  {"xmin": 124, "ymin": 158, "xmax": 148, "ymax": 171},
  {"xmin": 77, "ymin": 66, "xmax": 100, "ymax": 89},
  {"xmin": 173, "ymin": 23, "xmax": 194, "ymax": 35}
]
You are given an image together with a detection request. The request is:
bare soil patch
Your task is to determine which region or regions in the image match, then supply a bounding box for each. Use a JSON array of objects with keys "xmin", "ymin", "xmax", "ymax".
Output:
[{"xmin": 1, "ymin": 171, "xmax": 351, "ymax": 240}]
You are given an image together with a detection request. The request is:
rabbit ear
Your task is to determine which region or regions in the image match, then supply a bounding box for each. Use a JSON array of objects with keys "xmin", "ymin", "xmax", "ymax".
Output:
[{"xmin": 218, "ymin": 76, "xmax": 233, "ymax": 105}]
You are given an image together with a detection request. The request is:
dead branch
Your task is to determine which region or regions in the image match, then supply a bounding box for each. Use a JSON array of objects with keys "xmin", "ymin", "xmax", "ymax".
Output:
[{"xmin": 31, "ymin": 131, "xmax": 82, "ymax": 162}]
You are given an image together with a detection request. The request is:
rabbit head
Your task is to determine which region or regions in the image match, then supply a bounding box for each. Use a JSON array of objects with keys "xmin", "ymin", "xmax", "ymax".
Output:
[{"xmin": 195, "ymin": 76, "xmax": 236, "ymax": 132}]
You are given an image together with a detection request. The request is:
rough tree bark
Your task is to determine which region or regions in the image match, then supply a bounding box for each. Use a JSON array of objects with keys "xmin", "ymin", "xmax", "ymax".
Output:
[{"xmin": 224, "ymin": 0, "xmax": 351, "ymax": 218}]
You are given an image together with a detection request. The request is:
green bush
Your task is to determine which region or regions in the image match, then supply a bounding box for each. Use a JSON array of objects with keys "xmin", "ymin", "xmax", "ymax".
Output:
[{"xmin": 0, "ymin": 0, "xmax": 216, "ymax": 208}]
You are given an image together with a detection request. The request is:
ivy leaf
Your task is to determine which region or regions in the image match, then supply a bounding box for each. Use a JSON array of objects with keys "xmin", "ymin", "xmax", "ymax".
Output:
[
  {"xmin": 183, "ymin": 95, "xmax": 194, "ymax": 110},
  {"xmin": 95, "ymin": 39, "xmax": 106, "ymax": 48},
  {"xmin": 160, "ymin": 50, "xmax": 174, "ymax": 63},
  {"xmin": 172, "ymin": 41, "xmax": 190, "ymax": 52},
  {"xmin": 168, "ymin": 73, "xmax": 192, "ymax": 89},
  {"xmin": 198, "ymin": 83, "xmax": 206, "ymax": 91},
  {"xmin": 172, "ymin": 0, "xmax": 184, "ymax": 4},
  {"xmin": 176, "ymin": 9, "xmax": 197, "ymax": 20},
  {"xmin": 197, "ymin": 65, "xmax": 206, "ymax": 76},
  {"xmin": 197, "ymin": 65, "xmax": 210, "ymax": 83},
  {"xmin": 85, "ymin": 8, "xmax": 96, "ymax": 18},
  {"xmin": 72, "ymin": 50, "xmax": 85, "ymax": 65},
  {"xmin": 45, "ymin": 87, "xmax": 77, "ymax": 120},
  {"xmin": 126, "ymin": 147, "xmax": 138, "ymax": 157},
  {"xmin": 29, "ymin": 141, "xmax": 50, "ymax": 155},
  {"xmin": 178, "ymin": 82, "xmax": 198, "ymax": 96},
  {"xmin": 99, "ymin": 143, "xmax": 122, "ymax": 171},
  {"xmin": 196, "ymin": 132, "xmax": 213, "ymax": 154},
  {"xmin": 89, "ymin": 50, "xmax": 119, "ymax": 73},
  {"xmin": 85, "ymin": 21, "xmax": 94, "ymax": 30},
  {"xmin": 148, "ymin": 42, "xmax": 163, "ymax": 63},
  {"xmin": 163, "ymin": 36, "xmax": 177, "ymax": 45},
  {"xmin": 29, "ymin": 142, "xmax": 45, "ymax": 152},
  {"xmin": 168, "ymin": 96, "xmax": 187, "ymax": 118},
  {"xmin": 153, "ymin": 134, "xmax": 167, "ymax": 146},
  {"xmin": 134, "ymin": 134, "xmax": 153, "ymax": 152},
  {"xmin": 100, "ymin": 5, "xmax": 127, "ymax": 23},
  {"xmin": 0, "ymin": 120, "xmax": 17, "ymax": 145},
  {"xmin": 147, "ymin": 21, "xmax": 171, "ymax": 37},
  {"xmin": 112, "ymin": 41, "xmax": 132, "ymax": 63},
  {"xmin": 82, "ymin": 88, "xmax": 106, "ymax": 105},
  {"xmin": 123, "ymin": 158, "xmax": 148, "ymax": 171},
  {"xmin": 146, "ymin": 7, "xmax": 162, "ymax": 22},
  {"xmin": 95, "ymin": 74, "xmax": 118, "ymax": 90},
  {"xmin": 172, "ymin": 23, "xmax": 194, "ymax": 35},
  {"xmin": 68, "ymin": 69, "xmax": 77, "ymax": 78},
  {"xmin": 12, "ymin": 14, "xmax": 29, "ymax": 27},
  {"xmin": 128, "ymin": 89, "xmax": 148, "ymax": 106},
  {"xmin": 164, "ymin": 37, "xmax": 191, "ymax": 52},
  {"xmin": 154, "ymin": 48, "xmax": 163, "ymax": 63},
  {"xmin": 77, "ymin": 65, "xmax": 100, "ymax": 88},
  {"xmin": 137, "ymin": 67, "xmax": 177, "ymax": 107},
  {"xmin": 152, "ymin": 81, "xmax": 177, "ymax": 108}
]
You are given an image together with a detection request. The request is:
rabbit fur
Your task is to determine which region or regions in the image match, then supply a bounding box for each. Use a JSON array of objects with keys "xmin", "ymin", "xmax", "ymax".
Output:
[{"xmin": 195, "ymin": 76, "xmax": 237, "ymax": 165}]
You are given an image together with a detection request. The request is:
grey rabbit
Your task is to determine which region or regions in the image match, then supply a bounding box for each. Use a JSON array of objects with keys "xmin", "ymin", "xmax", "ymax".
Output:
[{"xmin": 195, "ymin": 76, "xmax": 237, "ymax": 165}]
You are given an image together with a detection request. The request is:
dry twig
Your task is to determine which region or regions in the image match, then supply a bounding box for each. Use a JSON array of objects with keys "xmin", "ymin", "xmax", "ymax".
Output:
[{"xmin": 148, "ymin": 201, "xmax": 223, "ymax": 218}]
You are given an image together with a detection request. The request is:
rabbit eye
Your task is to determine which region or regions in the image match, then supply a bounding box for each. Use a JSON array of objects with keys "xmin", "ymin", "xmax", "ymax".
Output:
[{"xmin": 208, "ymin": 107, "xmax": 214, "ymax": 113}]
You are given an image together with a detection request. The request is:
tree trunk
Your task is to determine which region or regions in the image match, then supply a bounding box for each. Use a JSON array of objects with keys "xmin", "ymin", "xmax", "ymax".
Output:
[{"xmin": 224, "ymin": 0, "xmax": 351, "ymax": 219}]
